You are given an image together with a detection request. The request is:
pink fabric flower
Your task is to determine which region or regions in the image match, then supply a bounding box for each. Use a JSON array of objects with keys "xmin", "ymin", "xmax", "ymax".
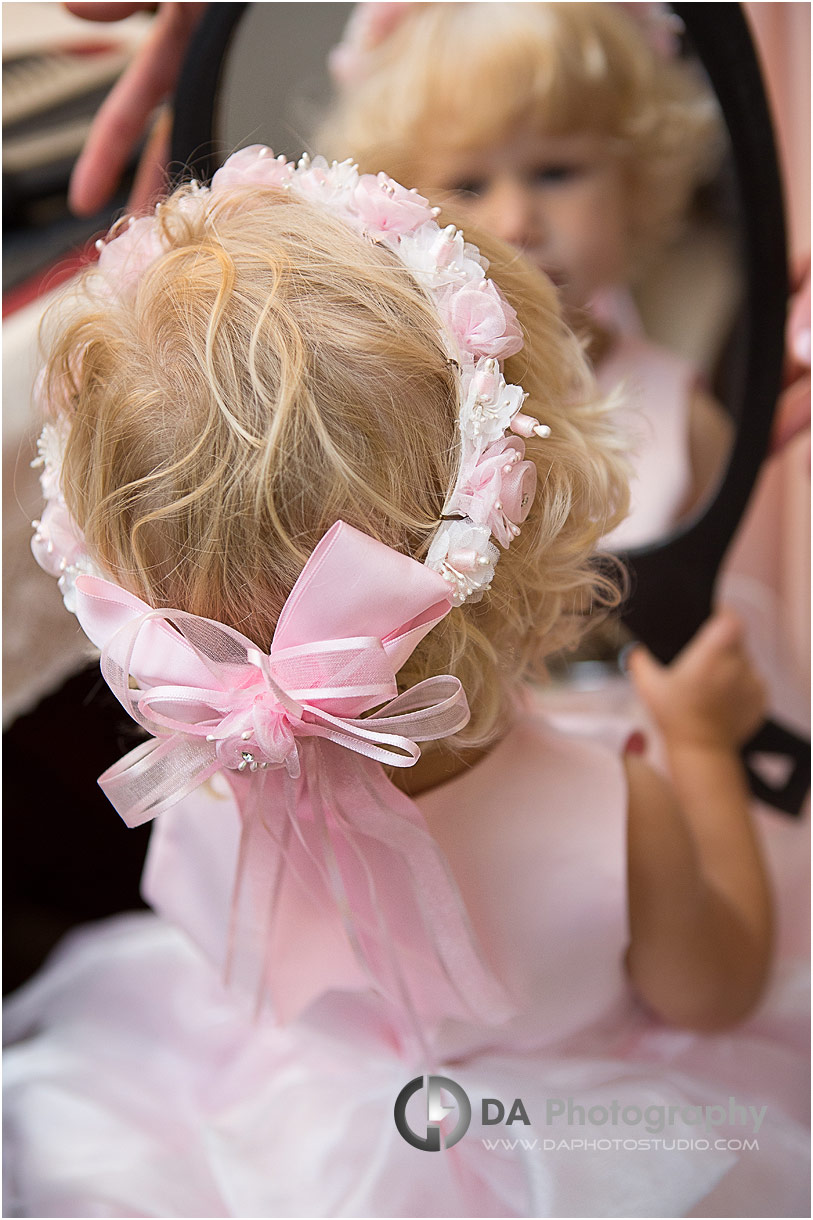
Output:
[
  {"xmin": 353, "ymin": 173, "xmax": 434, "ymax": 235},
  {"xmin": 445, "ymin": 280, "xmax": 524, "ymax": 360},
  {"xmin": 497, "ymin": 454, "xmax": 537, "ymax": 529},
  {"xmin": 211, "ymin": 145, "xmax": 294, "ymax": 194},
  {"xmin": 31, "ymin": 499, "xmax": 89, "ymax": 579},
  {"xmin": 97, "ymin": 217, "xmax": 167, "ymax": 300},
  {"xmin": 328, "ymin": 2, "xmax": 417, "ymax": 86},
  {"xmin": 445, "ymin": 437, "xmax": 537, "ymax": 547}
]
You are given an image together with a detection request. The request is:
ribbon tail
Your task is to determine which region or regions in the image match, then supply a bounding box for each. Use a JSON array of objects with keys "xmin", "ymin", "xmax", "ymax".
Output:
[
  {"xmin": 222, "ymin": 764, "xmax": 378, "ymax": 1023},
  {"xmin": 214, "ymin": 741, "xmax": 514, "ymax": 1041},
  {"xmin": 331, "ymin": 745, "xmax": 516, "ymax": 1027},
  {"xmin": 223, "ymin": 768, "xmax": 292, "ymax": 1019},
  {"xmin": 306, "ymin": 740, "xmax": 433, "ymax": 1062},
  {"xmin": 255, "ymin": 739, "xmax": 516, "ymax": 1035}
]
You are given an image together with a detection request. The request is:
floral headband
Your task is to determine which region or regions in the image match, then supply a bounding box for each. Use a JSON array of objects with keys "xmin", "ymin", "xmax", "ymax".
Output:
[{"xmin": 34, "ymin": 145, "xmax": 547, "ymax": 612}]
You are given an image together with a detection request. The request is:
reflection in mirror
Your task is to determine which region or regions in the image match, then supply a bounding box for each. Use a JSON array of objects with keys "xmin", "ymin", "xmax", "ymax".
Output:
[{"xmin": 215, "ymin": 3, "xmax": 742, "ymax": 556}]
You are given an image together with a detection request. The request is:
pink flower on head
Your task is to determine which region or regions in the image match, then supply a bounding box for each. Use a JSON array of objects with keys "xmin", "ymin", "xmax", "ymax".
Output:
[
  {"xmin": 399, "ymin": 222, "xmax": 486, "ymax": 291},
  {"xmin": 31, "ymin": 499, "xmax": 88, "ymax": 579},
  {"xmin": 353, "ymin": 173, "xmax": 434, "ymax": 236},
  {"xmin": 616, "ymin": 3, "xmax": 683, "ymax": 59},
  {"xmin": 96, "ymin": 217, "xmax": 167, "ymax": 301},
  {"xmin": 293, "ymin": 155, "xmax": 359, "ymax": 209},
  {"xmin": 445, "ymin": 280, "xmax": 524, "ymax": 360},
  {"xmin": 328, "ymin": 2, "xmax": 417, "ymax": 86},
  {"xmin": 446, "ymin": 437, "xmax": 537, "ymax": 547},
  {"xmin": 211, "ymin": 145, "xmax": 294, "ymax": 194}
]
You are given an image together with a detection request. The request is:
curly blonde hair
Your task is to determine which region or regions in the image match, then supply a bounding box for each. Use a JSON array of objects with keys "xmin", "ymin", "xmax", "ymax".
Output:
[
  {"xmin": 318, "ymin": 1, "xmax": 722, "ymax": 263},
  {"xmin": 41, "ymin": 181, "xmax": 629, "ymax": 753}
]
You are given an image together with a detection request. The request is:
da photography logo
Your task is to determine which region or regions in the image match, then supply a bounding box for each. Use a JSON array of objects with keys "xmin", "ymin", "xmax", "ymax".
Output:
[{"xmin": 394, "ymin": 1075, "xmax": 472, "ymax": 1151}]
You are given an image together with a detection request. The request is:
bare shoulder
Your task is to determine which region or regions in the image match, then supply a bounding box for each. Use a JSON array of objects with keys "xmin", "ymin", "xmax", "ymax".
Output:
[
  {"xmin": 688, "ymin": 383, "xmax": 734, "ymax": 450},
  {"xmin": 682, "ymin": 384, "xmax": 734, "ymax": 518}
]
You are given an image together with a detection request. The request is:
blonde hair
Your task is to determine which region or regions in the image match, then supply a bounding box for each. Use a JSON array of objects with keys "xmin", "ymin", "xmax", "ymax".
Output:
[
  {"xmin": 41, "ymin": 182, "xmax": 629, "ymax": 753},
  {"xmin": 319, "ymin": 2, "xmax": 721, "ymax": 259}
]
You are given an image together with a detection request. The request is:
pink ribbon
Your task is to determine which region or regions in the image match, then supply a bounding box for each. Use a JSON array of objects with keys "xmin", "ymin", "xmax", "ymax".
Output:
[{"xmin": 74, "ymin": 522, "xmax": 514, "ymax": 1040}]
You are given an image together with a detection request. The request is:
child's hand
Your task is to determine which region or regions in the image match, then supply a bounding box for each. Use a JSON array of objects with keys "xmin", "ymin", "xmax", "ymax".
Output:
[{"xmin": 625, "ymin": 611, "xmax": 767, "ymax": 751}]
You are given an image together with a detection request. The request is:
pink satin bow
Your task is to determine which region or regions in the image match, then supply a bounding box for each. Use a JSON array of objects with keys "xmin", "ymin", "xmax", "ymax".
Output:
[{"xmin": 74, "ymin": 522, "xmax": 514, "ymax": 1039}]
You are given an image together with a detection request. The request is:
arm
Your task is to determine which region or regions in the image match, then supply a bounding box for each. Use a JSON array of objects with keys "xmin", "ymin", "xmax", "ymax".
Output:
[
  {"xmin": 681, "ymin": 384, "xmax": 733, "ymax": 522},
  {"xmin": 771, "ymin": 253, "xmax": 810, "ymax": 456},
  {"xmin": 65, "ymin": 2, "xmax": 206, "ymax": 216},
  {"xmin": 624, "ymin": 612, "xmax": 772, "ymax": 1031}
]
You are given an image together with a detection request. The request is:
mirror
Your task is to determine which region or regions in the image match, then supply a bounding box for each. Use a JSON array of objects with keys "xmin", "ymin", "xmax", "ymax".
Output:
[{"xmin": 170, "ymin": 4, "xmax": 806, "ymax": 812}]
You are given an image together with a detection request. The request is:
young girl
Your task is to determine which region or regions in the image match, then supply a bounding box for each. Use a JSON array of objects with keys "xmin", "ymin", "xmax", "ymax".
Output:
[
  {"xmin": 319, "ymin": 1, "xmax": 734, "ymax": 551},
  {"xmin": 4, "ymin": 148, "xmax": 806, "ymax": 1219}
]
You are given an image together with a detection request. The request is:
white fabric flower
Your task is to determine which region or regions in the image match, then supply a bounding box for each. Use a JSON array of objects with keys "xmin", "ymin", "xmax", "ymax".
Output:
[
  {"xmin": 425, "ymin": 520, "xmax": 498, "ymax": 604},
  {"xmin": 459, "ymin": 361, "xmax": 526, "ymax": 444},
  {"xmin": 399, "ymin": 223, "xmax": 486, "ymax": 292}
]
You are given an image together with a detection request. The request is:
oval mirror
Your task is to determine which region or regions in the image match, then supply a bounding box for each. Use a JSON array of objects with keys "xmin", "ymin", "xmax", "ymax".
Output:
[{"xmin": 169, "ymin": 3, "xmax": 806, "ymax": 812}]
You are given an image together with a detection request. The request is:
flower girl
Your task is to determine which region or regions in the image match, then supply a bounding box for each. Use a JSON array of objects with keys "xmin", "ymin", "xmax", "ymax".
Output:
[{"xmin": 5, "ymin": 147, "xmax": 806, "ymax": 1218}]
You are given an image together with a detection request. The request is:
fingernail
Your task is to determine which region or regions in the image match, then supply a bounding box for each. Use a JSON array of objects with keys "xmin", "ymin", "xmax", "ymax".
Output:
[
  {"xmin": 623, "ymin": 730, "xmax": 647, "ymax": 756},
  {"xmin": 793, "ymin": 326, "xmax": 811, "ymax": 366}
]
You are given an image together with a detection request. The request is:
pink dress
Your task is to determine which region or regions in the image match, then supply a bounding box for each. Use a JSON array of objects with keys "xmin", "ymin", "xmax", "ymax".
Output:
[{"xmin": 4, "ymin": 699, "xmax": 809, "ymax": 1218}]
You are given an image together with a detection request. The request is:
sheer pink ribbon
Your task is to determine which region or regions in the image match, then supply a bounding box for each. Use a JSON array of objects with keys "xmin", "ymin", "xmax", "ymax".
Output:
[{"xmin": 74, "ymin": 522, "xmax": 514, "ymax": 1042}]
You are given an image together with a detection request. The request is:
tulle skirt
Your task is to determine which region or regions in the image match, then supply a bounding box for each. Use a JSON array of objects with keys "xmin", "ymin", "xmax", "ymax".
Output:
[{"xmin": 4, "ymin": 912, "xmax": 809, "ymax": 1218}]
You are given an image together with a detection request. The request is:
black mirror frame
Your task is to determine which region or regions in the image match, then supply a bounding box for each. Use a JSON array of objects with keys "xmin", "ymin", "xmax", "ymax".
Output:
[
  {"xmin": 169, "ymin": 3, "xmax": 808, "ymax": 814},
  {"xmin": 618, "ymin": 5, "xmax": 787, "ymax": 656}
]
